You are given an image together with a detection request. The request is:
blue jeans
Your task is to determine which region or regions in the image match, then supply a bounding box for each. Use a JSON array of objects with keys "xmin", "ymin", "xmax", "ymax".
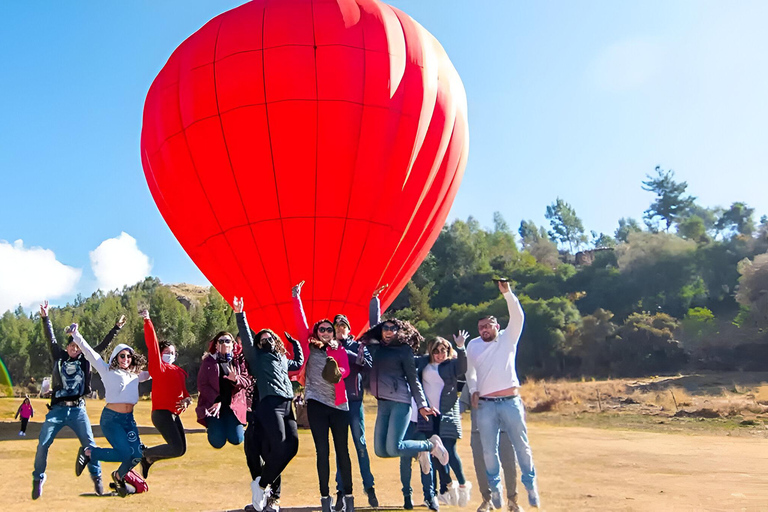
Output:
[
  {"xmin": 91, "ymin": 408, "xmax": 143, "ymax": 478},
  {"xmin": 374, "ymin": 399, "xmax": 431, "ymax": 458},
  {"xmin": 476, "ymin": 397, "xmax": 536, "ymax": 492},
  {"xmin": 33, "ymin": 401, "xmax": 100, "ymax": 479},
  {"xmin": 399, "ymin": 421, "xmax": 434, "ymax": 500},
  {"xmin": 336, "ymin": 399, "xmax": 375, "ymax": 492},
  {"xmin": 207, "ymin": 406, "xmax": 244, "ymax": 448}
]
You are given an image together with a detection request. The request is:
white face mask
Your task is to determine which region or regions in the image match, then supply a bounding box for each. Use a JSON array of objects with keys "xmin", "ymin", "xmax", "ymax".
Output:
[{"xmin": 162, "ymin": 353, "xmax": 176, "ymax": 365}]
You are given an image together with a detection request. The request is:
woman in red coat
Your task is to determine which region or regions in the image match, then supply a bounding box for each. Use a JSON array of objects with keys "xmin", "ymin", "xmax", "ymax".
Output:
[
  {"xmin": 196, "ymin": 329, "xmax": 251, "ymax": 448},
  {"xmin": 137, "ymin": 309, "xmax": 191, "ymax": 478}
]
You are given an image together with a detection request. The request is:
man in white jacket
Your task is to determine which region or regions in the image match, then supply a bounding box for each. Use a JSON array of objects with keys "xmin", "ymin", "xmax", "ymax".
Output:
[{"xmin": 465, "ymin": 281, "xmax": 539, "ymax": 510}]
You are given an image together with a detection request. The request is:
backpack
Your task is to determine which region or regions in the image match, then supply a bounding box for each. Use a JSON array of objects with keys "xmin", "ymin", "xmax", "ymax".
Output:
[{"xmin": 110, "ymin": 469, "xmax": 149, "ymax": 494}]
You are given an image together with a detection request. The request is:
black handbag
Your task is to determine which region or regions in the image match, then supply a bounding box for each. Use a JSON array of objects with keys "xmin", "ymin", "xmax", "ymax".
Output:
[{"xmin": 416, "ymin": 411, "xmax": 440, "ymax": 434}]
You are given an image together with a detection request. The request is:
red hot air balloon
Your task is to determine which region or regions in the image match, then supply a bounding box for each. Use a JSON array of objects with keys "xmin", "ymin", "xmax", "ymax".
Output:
[{"xmin": 141, "ymin": 0, "xmax": 469, "ymax": 353}]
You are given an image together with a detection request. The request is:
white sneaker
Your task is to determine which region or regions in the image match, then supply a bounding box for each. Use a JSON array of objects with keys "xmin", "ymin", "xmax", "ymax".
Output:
[
  {"xmin": 437, "ymin": 492, "xmax": 452, "ymax": 506},
  {"xmin": 418, "ymin": 451, "xmax": 432, "ymax": 474},
  {"xmin": 429, "ymin": 435, "xmax": 450, "ymax": 466},
  {"xmin": 19, "ymin": 431, "xmax": 23, "ymax": 436},
  {"xmin": 447, "ymin": 481, "xmax": 459, "ymax": 506},
  {"xmin": 458, "ymin": 482, "xmax": 472, "ymax": 507},
  {"xmin": 251, "ymin": 477, "xmax": 272, "ymax": 511}
]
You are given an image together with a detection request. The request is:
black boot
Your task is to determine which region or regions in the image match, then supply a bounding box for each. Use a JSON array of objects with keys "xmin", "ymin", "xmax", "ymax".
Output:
[
  {"xmin": 321, "ymin": 496, "xmax": 333, "ymax": 512},
  {"xmin": 404, "ymin": 494, "xmax": 414, "ymax": 510},
  {"xmin": 334, "ymin": 491, "xmax": 345, "ymax": 511}
]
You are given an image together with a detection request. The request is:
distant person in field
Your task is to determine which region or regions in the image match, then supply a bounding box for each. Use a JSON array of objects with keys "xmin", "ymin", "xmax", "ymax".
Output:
[
  {"xmin": 69, "ymin": 322, "xmax": 150, "ymax": 498},
  {"xmin": 196, "ymin": 330, "xmax": 251, "ymax": 449},
  {"xmin": 16, "ymin": 397, "xmax": 34, "ymax": 436},
  {"xmin": 32, "ymin": 301, "xmax": 123, "ymax": 500},
  {"xmin": 465, "ymin": 280, "xmax": 540, "ymax": 510},
  {"xmin": 234, "ymin": 297, "xmax": 304, "ymax": 512},
  {"xmin": 360, "ymin": 285, "xmax": 449, "ymax": 476},
  {"xmin": 292, "ymin": 281, "xmax": 355, "ymax": 512},
  {"xmin": 331, "ymin": 312, "xmax": 378, "ymax": 509},
  {"xmin": 137, "ymin": 309, "xmax": 192, "ymax": 479}
]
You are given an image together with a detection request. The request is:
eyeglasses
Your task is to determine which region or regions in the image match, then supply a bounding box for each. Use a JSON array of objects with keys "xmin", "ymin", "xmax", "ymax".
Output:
[
  {"xmin": 382, "ymin": 324, "xmax": 398, "ymax": 332},
  {"xmin": 118, "ymin": 353, "xmax": 133, "ymax": 360},
  {"xmin": 318, "ymin": 326, "xmax": 334, "ymax": 334},
  {"xmin": 217, "ymin": 338, "xmax": 233, "ymax": 344},
  {"xmin": 259, "ymin": 336, "xmax": 275, "ymax": 344}
]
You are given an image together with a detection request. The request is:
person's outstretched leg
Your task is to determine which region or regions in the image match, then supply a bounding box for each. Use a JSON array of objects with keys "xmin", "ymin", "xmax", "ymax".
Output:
[
  {"xmin": 329, "ymin": 407, "xmax": 353, "ymax": 496},
  {"xmin": 307, "ymin": 400, "xmax": 333, "ymax": 498},
  {"xmin": 144, "ymin": 410, "xmax": 186, "ymax": 463}
]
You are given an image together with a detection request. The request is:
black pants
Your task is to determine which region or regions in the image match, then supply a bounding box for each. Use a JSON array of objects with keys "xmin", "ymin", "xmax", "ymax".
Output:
[
  {"xmin": 245, "ymin": 410, "xmax": 282, "ymax": 498},
  {"xmin": 307, "ymin": 399, "xmax": 353, "ymax": 496},
  {"xmin": 258, "ymin": 395, "xmax": 299, "ymax": 487},
  {"xmin": 20, "ymin": 417, "xmax": 29, "ymax": 433},
  {"xmin": 143, "ymin": 410, "xmax": 186, "ymax": 463}
]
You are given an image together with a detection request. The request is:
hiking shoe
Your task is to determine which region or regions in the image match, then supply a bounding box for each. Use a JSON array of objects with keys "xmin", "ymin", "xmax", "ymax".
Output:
[
  {"xmin": 458, "ymin": 482, "xmax": 472, "ymax": 507},
  {"xmin": 491, "ymin": 490, "xmax": 503, "ymax": 509},
  {"xmin": 111, "ymin": 471, "xmax": 128, "ymax": 498},
  {"xmin": 32, "ymin": 474, "xmax": 46, "ymax": 500},
  {"xmin": 139, "ymin": 457, "xmax": 153, "ymax": 479},
  {"xmin": 265, "ymin": 496, "xmax": 281, "ymax": 512},
  {"xmin": 334, "ymin": 491, "xmax": 345, "ymax": 511},
  {"xmin": 477, "ymin": 497, "xmax": 493, "ymax": 512},
  {"xmin": 75, "ymin": 446, "xmax": 90, "ymax": 476},
  {"xmin": 526, "ymin": 485, "xmax": 540, "ymax": 508},
  {"xmin": 404, "ymin": 494, "xmax": 414, "ymax": 510},
  {"xmin": 429, "ymin": 435, "xmax": 450, "ymax": 466},
  {"xmin": 321, "ymin": 495, "xmax": 334, "ymax": 512},
  {"xmin": 418, "ymin": 451, "xmax": 432, "ymax": 474},
  {"xmin": 92, "ymin": 475, "xmax": 104, "ymax": 496},
  {"xmin": 365, "ymin": 487, "xmax": 379, "ymax": 508},
  {"xmin": 425, "ymin": 496, "xmax": 440, "ymax": 511},
  {"xmin": 344, "ymin": 494, "xmax": 355, "ymax": 512}
]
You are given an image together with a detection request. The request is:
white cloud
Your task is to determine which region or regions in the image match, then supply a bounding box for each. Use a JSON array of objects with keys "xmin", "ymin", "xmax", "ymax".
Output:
[
  {"xmin": 0, "ymin": 239, "xmax": 82, "ymax": 314},
  {"xmin": 89, "ymin": 232, "xmax": 152, "ymax": 292},
  {"xmin": 588, "ymin": 38, "xmax": 664, "ymax": 92}
]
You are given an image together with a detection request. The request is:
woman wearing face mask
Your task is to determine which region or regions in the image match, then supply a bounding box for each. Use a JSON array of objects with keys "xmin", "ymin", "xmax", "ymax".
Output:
[
  {"xmin": 292, "ymin": 282, "xmax": 355, "ymax": 512},
  {"xmin": 195, "ymin": 330, "xmax": 251, "ymax": 449},
  {"xmin": 416, "ymin": 334, "xmax": 471, "ymax": 507},
  {"xmin": 234, "ymin": 297, "xmax": 304, "ymax": 512},
  {"xmin": 136, "ymin": 309, "xmax": 191, "ymax": 478},
  {"xmin": 360, "ymin": 285, "xmax": 449, "ymax": 475},
  {"xmin": 69, "ymin": 323, "xmax": 150, "ymax": 497}
]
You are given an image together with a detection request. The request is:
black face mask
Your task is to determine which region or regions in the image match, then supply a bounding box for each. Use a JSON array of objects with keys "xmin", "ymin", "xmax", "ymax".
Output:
[{"xmin": 259, "ymin": 340, "xmax": 275, "ymax": 353}]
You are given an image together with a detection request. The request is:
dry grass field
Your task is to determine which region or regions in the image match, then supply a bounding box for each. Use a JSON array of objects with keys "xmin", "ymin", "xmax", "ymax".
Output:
[{"xmin": 2, "ymin": 373, "xmax": 768, "ymax": 512}]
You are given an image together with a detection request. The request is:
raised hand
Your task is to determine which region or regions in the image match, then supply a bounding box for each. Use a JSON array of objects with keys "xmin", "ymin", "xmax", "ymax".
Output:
[
  {"xmin": 498, "ymin": 280, "xmax": 511, "ymax": 294},
  {"xmin": 233, "ymin": 297, "xmax": 244, "ymax": 314},
  {"xmin": 40, "ymin": 300, "xmax": 49, "ymax": 318},
  {"xmin": 291, "ymin": 281, "xmax": 305, "ymax": 298},
  {"xmin": 116, "ymin": 314, "xmax": 127, "ymax": 327},
  {"xmin": 65, "ymin": 323, "xmax": 78, "ymax": 335},
  {"xmin": 453, "ymin": 329, "xmax": 469, "ymax": 348},
  {"xmin": 372, "ymin": 284, "xmax": 389, "ymax": 298},
  {"xmin": 139, "ymin": 309, "xmax": 150, "ymax": 320}
]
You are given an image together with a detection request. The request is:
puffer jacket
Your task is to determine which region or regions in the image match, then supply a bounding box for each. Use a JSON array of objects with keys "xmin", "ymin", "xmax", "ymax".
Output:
[{"xmin": 415, "ymin": 347, "xmax": 467, "ymax": 439}]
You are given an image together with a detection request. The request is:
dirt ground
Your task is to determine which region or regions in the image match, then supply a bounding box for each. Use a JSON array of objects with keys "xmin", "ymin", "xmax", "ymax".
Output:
[{"xmin": 1, "ymin": 397, "xmax": 767, "ymax": 512}]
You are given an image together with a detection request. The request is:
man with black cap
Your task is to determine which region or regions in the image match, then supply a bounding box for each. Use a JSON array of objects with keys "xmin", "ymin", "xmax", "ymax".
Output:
[
  {"xmin": 32, "ymin": 301, "xmax": 125, "ymax": 500},
  {"xmin": 332, "ymin": 313, "xmax": 378, "ymax": 509}
]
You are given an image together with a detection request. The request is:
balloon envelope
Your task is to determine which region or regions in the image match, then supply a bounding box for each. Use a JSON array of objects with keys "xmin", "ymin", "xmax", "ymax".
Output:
[{"xmin": 141, "ymin": 0, "xmax": 468, "ymax": 344}]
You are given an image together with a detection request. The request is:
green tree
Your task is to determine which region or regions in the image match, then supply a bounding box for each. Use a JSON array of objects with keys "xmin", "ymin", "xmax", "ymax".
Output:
[
  {"xmin": 677, "ymin": 215, "xmax": 708, "ymax": 243},
  {"xmin": 642, "ymin": 166, "xmax": 696, "ymax": 231},
  {"xmin": 615, "ymin": 217, "xmax": 642, "ymax": 243},
  {"xmin": 545, "ymin": 198, "xmax": 587, "ymax": 254},
  {"xmin": 716, "ymin": 202, "xmax": 755, "ymax": 239},
  {"xmin": 519, "ymin": 220, "xmax": 560, "ymax": 268},
  {"xmin": 735, "ymin": 252, "xmax": 768, "ymax": 326}
]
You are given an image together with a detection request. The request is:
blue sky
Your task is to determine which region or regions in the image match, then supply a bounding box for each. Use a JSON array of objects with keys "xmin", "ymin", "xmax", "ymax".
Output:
[{"xmin": 2, "ymin": 0, "xmax": 767, "ymax": 313}]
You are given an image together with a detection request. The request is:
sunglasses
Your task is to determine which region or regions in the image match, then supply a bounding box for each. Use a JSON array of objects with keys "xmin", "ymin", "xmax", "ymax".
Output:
[
  {"xmin": 318, "ymin": 326, "xmax": 334, "ymax": 334},
  {"xmin": 381, "ymin": 324, "xmax": 398, "ymax": 332},
  {"xmin": 259, "ymin": 336, "xmax": 275, "ymax": 344},
  {"xmin": 118, "ymin": 353, "xmax": 133, "ymax": 360},
  {"xmin": 432, "ymin": 347, "xmax": 448, "ymax": 354},
  {"xmin": 217, "ymin": 338, "xmax": 233, "ymax": 344}
]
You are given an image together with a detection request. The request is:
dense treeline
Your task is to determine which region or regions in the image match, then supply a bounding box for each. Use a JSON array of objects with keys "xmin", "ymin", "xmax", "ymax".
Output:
[{"xmin": 2, "ymin": 166, "xmax": 768, "ymax": 391}]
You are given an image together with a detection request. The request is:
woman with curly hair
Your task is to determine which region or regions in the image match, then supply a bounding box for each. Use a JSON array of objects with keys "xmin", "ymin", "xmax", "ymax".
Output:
[
  {"xmin": 234, "ymin": 297, "xmax": 304, "ymax": 512},
  {"xmin": 196, "ymin": 329, "xmax": 251, "ymax": 449},
  {"xmin": 292, "ymin": 281, "xmax": 355, "ymax": 512},
  {"xmin": 360, "ymin": 285, "xmax": 449, "ymax": 476},
  {"xmin": 68, "ymin": 323, "xmax": 150, "ymax": 497}
]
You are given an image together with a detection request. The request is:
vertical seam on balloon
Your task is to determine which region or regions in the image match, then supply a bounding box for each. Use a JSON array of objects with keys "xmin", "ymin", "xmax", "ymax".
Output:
[
  {"xmin": 310, "ymin": 0, "xmax": 319, "ymax": 324},
  {"xmin": 173, "ymin": 20, "xmax": 253, "ymax": 311},
  {"xmin": 260, "ymin": 0, "xmax": 296, "ymax": 307},
  {"xmin": 333, "ymin": 2, "xmax": 369, "ymax": 321},
  {"xmin": 211, "ymin": 13, "xmax": 283, "ymax": 325}
]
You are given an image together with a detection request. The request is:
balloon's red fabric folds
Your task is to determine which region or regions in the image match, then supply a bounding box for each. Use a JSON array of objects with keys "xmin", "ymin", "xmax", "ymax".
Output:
[{"xmin": 141, "ymin": 0, "xmax": 469, "ymax": 346}]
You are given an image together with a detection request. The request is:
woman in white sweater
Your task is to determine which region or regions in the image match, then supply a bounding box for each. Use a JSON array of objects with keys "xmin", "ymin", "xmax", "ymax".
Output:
[{"xmin": 69, "ymin": 323, "xmax": 150, "ymax": 497}]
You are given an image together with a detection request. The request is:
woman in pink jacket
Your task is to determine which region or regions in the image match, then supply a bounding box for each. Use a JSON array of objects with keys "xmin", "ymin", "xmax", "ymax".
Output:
[
  {"xmin": 16, "ymin": 397, "xmax": 34, "ymax": 436},
  {"xmin": 292, "ymin": 281, "xmax": 355, "ymax": 512}
]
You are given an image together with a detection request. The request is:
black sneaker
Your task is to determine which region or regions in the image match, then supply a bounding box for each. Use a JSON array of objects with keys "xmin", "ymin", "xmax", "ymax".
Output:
[
  {"xmin": 404, "ymin": 494, "xmax": 414, "ymax": 510},
  {"xmin": 365, "ymin": 487, "xmax": 379, "ymax": 508},
  {"xmin": 112, "ymin": 471, "xmax": 128, "ymax": 498},
  {"xmin": 334, "ymin": 491, "xmax": 345, "ymax": 511},
  {"xmin": 139, "ymin": 457, "xmax": 153, "ymax": 479},
  {"xmin": 32, "ymin": 475, "xmax": 46, "ymax": 500},
  {"xmin": 92, "ymin": 475, "xmax": 104, "ymax": 496},
  {"xmin": 75, "ymin": 447, "xmax": 90, "ymax": 476}
]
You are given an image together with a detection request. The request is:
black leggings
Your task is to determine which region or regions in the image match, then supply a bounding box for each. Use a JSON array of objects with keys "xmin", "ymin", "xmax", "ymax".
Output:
[
  {"xmin": 143, "ymin": 410, "xmax": 187, "ymax": 463},
  {"xmin": 307, "ymin": 399, "xmax": 353, "ymax": 497},
  {"xmin": 258, "ymin": 395, "xmax": 299, "ymax": 487},
  {"xmin": 20, "ymin": 417, "xmax": 29, "ymax": 433},
  {"xmin": 245, "ymin": 409, "xmax": 282, "ymax": 498}
]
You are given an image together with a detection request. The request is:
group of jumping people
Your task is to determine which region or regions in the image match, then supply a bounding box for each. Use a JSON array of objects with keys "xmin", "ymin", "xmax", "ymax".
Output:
[{"xmin": 29, "ymin": 280, "xmax": 540, "ymax": 511}]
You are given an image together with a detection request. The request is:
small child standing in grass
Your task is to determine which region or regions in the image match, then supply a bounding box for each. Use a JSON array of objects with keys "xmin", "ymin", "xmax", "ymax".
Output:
[{"xmin": 16, "ymin": 397, "xmax": 34, "ymax": 436}]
